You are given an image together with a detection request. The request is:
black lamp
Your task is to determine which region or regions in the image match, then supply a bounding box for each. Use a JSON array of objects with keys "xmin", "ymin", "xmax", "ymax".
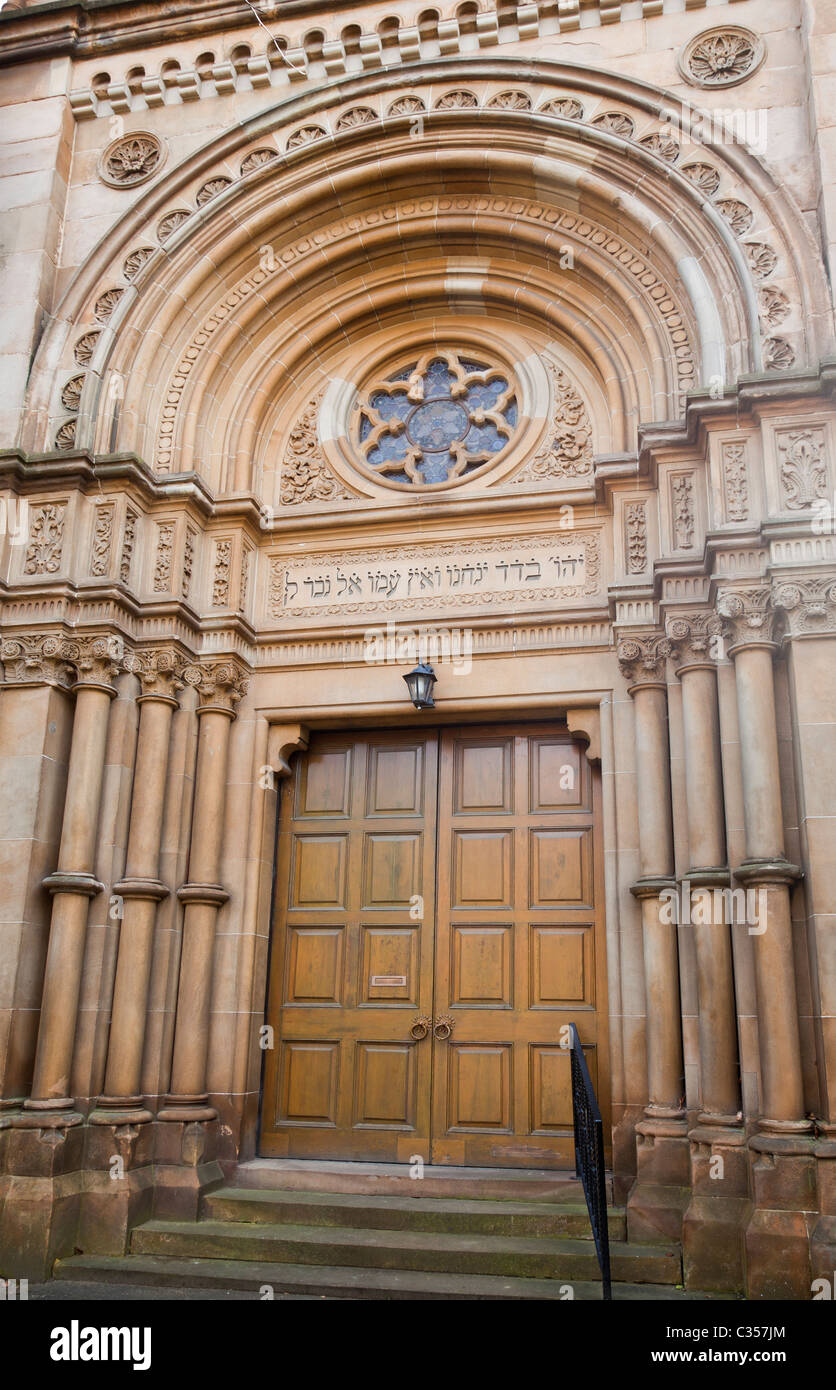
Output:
[{"xmin": 403, "ymin": 662, "xmax": 437, "ymax": 710}]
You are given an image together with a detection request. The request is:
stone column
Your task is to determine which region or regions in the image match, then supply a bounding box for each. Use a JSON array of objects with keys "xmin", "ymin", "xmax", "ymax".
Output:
[
  {"xmin": 91, "ymin": 650, "xmax": 185, "ymax": 1125},
  {"xmin": 666, "ymin": 610, "xmax": 746, "ymax": 1291},
  {"xmin": 159, "ymin": 659, "xmax": 248, "ymax": 1124},
  {"xmin": 717, "ymin": 585, "xmax": 813, "ymax": 1299},
  {"xmin": 617, "ymin": 633, "xmax": 689, "ymax": 1244},
  {"xmin": 18, "ymin": 635, "xmax": 122, "ymax": 1125}
]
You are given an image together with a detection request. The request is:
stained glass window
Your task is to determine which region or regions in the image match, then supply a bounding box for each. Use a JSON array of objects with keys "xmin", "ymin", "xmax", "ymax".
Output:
[{"xmin": 351, "ymin": 349, "xmax": 519, "ymax": 488}]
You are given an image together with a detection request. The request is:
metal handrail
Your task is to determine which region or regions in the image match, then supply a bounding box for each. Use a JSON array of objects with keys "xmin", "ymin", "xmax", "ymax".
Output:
[{"xmin": 568, "ymin": 1022, "xmax": 612, "ymax": 1301}]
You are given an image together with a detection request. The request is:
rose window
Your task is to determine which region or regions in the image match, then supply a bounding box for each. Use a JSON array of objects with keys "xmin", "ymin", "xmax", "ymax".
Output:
[{"xmin": 351, "ymin": 350, "xmax": 519, "ymax": 488}]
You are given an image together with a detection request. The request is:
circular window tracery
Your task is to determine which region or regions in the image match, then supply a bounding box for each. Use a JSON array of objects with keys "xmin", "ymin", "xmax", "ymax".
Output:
[{"xmin": 351, "ymin": 349, "xmax": 520, "ymax": 488}]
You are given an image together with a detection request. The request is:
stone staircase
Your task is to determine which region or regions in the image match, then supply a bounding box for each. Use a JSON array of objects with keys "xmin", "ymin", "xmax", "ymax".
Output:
[{"xmin": 53, "ymin": 1160, "xmax": 691, "ymax": 1300}]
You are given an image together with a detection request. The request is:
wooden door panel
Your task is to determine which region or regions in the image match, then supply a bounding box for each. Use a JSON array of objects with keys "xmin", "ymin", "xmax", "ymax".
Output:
[
  {"xmin": 261, "ymin": 729, "xmax": 437, "ymax": 1160},
  {"xmin": 364, "ymin": 832, "xmax": 422, "ymax": 906},
  {"xmin": 285, "ymin": 926, "xmax": 345, "ymax": 1005},
  {"xmin": 360, "ymin": 926, "xmax": 419, "ymax": 1006},
  {"xmin": 291, "ymin": 835, "xmax": 348, "ymax": 907},
  {"xmin": 529, "ymin": 828, "xmax": 593, "ymax": 907},
  {"xmin": 433, "ymin": 723, "xmax": 608, "ymax": 1168},
  {"xmin": 450, "ymin": 925, "xmax": 513, "ymax": 1007},
  {"xmin": 452, "ymin": 830, "xmax": 513, "ymax": 906}
]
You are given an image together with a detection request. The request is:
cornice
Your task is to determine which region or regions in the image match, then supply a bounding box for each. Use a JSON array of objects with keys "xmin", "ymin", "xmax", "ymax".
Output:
[{"xmin": 0, "ymin": 1, "xmax": 721, "ymax": 73}]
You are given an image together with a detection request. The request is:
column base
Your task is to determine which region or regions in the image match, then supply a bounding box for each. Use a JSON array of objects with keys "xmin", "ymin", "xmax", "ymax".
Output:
[
  {"xmin": 14, "ymin": 1106, "xmax": 83, "ymax": 1129},
  {"xmin": 158, "ymin": 1094, "xmax": 217, "ymax": 1123},
  {"xmin": 745, "ymin": 1133, "xmax": 818, "ymax": 1299},
  {"xmin": 682, "ymin": 1123, "xmax": 749, "ymax": 1293},
  {"xmin": 89, "ymin": 1098, "xmax": 154, "ymax": 1125},
  {"xmin": 627, "ymin": 1114, "xmax": 691, "ymax": 1245}
]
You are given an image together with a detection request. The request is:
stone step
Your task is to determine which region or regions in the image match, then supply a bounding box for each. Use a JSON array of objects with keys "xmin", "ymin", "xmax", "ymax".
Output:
[
  {"xmin": 229, "ymin": 1158, "xmax": 600, "ymax": 1203},
  {"xmin": 130, "ymin": 1217, "xmax": 680, "ymax": 1284},
  {"xmin": 53, "ymin": 1253, "xmax": 701, "ymax": 1301},
  {"xmin": 202, "ymin": 1185, "xmax": 628, "ymax": 1240}
]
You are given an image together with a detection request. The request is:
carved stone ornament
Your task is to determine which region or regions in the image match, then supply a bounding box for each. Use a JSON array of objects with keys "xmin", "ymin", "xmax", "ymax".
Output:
[
  {"xmin": 777, "ymin": 428, "xmax": 828, "ymax": 509},
  {"xmin": 212, "ymin": 538, "xmax": 232, "ymax": 607},
  {"xmin": 280, "ymin": 391, "xmax": 355, "ymax": 506},
  {"xmin": 99, "ymin": 132, "xmax": 165, "ymax": 188},
  {"xmin": 764, "ymin": 338, "xmax": 796, "ymax": 372},
  {"xmin": 745, "ymin": 243, "xmax": 778, "ymax": 281},
  {"xmin": 625, "ymin": 501, "xmax": 648, "ymax": 574},
  {"xmin": 74, "ymin": 331, "xmax": 101, "ymax": 367},
  {"xmin": 335, "ymin": 106, "xmax": 377, "ymax": 130},
  {"xmin": 640, "ymin": 132, "xmax": 680, "ymax": 163},
  {"xmin": 24, "ymin": 502, "xmax": 66, "ymax": 574},
  {"xmin": 722, "ymin": 441, "xmax": 749, "ymax": 522},
  {"xmin": 120, "ymin": 509, "xmax": 137, "ymax": 585},
  {"xmin": 672, "ymin": 474, "xmax": 696, "ymax": 550},
  {"xmin": 0, "ymin": 633, "xmax": 76, "ymax": 688},
  {"xmin": 55, "ymin": 420, "xmax": 77, "ymax": 451},
  {"xmin": 126, "ymin": 646, "xmax": 186, "ymax": 699},
  {"xmin": 539, "ymin": 97, "xmax": 584, "ymax": 120},
  {"xmin": 387, "ymin": 96, "xmax": 426, "ymax": 116},
  {"xmin": 665, "ymin": 610, "xmax": 724, "ymax": 668},
  {"xmin": 679, "ymin": 27, "xmax": 764, "ymax": 89},
  {"xmin": 286, "ymin": 125, "xmax": 327, "ymax": 150},
  {"xmin": 435, "ymin": 90, "xmax": 478, "ymax": 110},
  {"xmin": 90, "ymin": 503, "xmax": 115, "ymax": 577},
  {"xmin": 181, "ymin": 659, "xmax": 249, "ymax": 712},
  {"xmin": 157, "ymin": 210, "xmax": 190, "ymax": 242},
  {"xmin": 716, "ymin": 199, "xmax": 754, "ymax": 236},
  {"xmin": 510, "ymin": 360, "xmax": 593, "ymax": 485},
  {"xmin": 716, "ymin": 587, "xmax": 776, "ymax": 649},
  {"xmin": 123, "ymin": 247, "xmax": 154, "ymax": 281},
  {"xmin": 153, "ymin": 522, "xmax": 175, "ymax": 593},
  {"xmin": 591, "ymin": 111, "xmax": 635, "ymax": 138},
  {"xmin": 681, "ymin": 163, "xmax": 721, "ymax": 198},
  {"xmin": 487, "ymin": 91, "xmax": 532, "ymax": 111},
  {"xmin": 240, "ymin": 148, "xmax": 278, "ymax": 176},
  {"xmin": 758, "ymin": 287, "xmax": 790, "ymax": 329},
  {"xmin": 617, "ymin": 632, "xmax": 673, "ymax": 684},
  {"xmin": 773, "ymin": 576, "xmax": 836, "ymax": 637},
  {"xmin": 196, "ymin": 177, "xmax": 233, "ymax": 207},
  {"xmin": 93, "ymin": 288, "xmax": 125, "ymax": 323},
  {"xmin": 61, "ymin": 376, "xmax": 85, "ymax": 412}
]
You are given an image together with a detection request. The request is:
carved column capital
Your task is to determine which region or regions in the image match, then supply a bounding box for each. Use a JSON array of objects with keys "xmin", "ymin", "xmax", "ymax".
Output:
[
  {"xmin": 716, "ymin": 586, "xmax": 776, "ymax": 653},
  {"xmin": 65, "ymin": 633, "xmax": 126, "ymax": 694},
  {"xmin": 617, "ymin": 631, "xmax": 672, "ymax": 687},
  {"xmin": 126, "ymin": 645, "xmax": 187, "ymax": 702},
  {"xmin": 182, "ymin": 657, "xmax": 249, "ymax": 714},
  {"xmin": 665, "ymin": 609, "xmax": 724, "ymax": 671},
  {"xmin": 772, "ymin": 575, "xmax": 836, "ymax": 638},
  {"xmin": 0, "ymin": 632, "xmax": 76, "ymax": 689}
]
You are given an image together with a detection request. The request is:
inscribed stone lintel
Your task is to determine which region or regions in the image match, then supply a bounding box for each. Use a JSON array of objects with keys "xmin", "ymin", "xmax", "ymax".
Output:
[{"xmin": 268, "ymin": 531, "xmax": 602, "ymax": 624}]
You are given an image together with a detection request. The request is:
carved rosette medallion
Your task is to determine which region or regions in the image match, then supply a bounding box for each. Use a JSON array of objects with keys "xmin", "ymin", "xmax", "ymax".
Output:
[
  {"xmin": 99, "ymin": 132, "xmax": 165, "ymax": 188},
  {"xmin": 679, "ymin": 28, "xmax": 764, "ymax": 89}
]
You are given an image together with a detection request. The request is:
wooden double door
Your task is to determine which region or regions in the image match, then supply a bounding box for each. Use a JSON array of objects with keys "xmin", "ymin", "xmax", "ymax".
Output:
[{"xmin": 261, "ymin": 723, "xmax": 608, "ymax": 1168}]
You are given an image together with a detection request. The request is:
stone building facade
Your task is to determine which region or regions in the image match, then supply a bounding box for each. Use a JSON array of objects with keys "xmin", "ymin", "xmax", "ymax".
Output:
[{"xmin": 0, "ymin": 0, "xmax": 834, "ymax": 1298}]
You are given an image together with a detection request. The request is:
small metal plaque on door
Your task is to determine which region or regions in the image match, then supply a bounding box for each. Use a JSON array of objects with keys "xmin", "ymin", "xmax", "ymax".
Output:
[{"xmin": 370, "ymin": 974, "xmax": 407, "ymax": 987}]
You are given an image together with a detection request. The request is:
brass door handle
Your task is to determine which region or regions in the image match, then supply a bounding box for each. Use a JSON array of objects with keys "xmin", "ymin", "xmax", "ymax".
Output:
[
  {"xmin": 433, "ymin": 1016, "xmax": 454, "ymax": 1041},
  {"xmin": 409, "ymin": 1015, "xmax": 432, "ymax": 1041}
]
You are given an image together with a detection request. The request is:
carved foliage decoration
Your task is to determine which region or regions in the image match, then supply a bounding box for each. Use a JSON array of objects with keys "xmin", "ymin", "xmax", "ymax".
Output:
[
  {"xmin": 280, "ymin": 391, "xmax": 354, "ymax": 506},
  {"xmin": 123, "ymin": 247, "xmax": 154, "ymax": 280},
  {"xmin": 61, "ymin": 376, "xmax": 85, "ymax": 411},
  {"xmin": 74, "ymin": 332, "xmax": 101, "ymax": 367},
  {"xmin": 99, "ymin": 132, "xmax": 164, "ymax": 187},
  {"xmin": 487, "ymin": 91, "xmax": 531, "ymax": 110},
  {"xmin": 671, "ymin": 474, "xmax": 696, "ymax": 549},
  {"xmin": 625, "ymin": 501, "xmax": 648, "ymax": 574},
  {"xmin": 721, "ymin": 441, "xmax": 749, "ymax": 522},
  {"xmin": 640, "ymin": 132, "xmax": 680, "ymax": 163},
  {"xmin": 680, "ymin": 28, "xmax": 764, "ymax": 88},
  {"xmin": 212, "ymin": 538, "xmax": 232, "ymax": 606},
  {"xmin": 510, "ymin": 360, "xmax": 593, "ymax": 485},
  {"xmin": 182, "ymin": 525, "xmax": 196, "ymax": 599},
  {"xmin": 196, "ymin": 177, "xmax": 233, "ymax": 206},
  {"xmin": 240, "ymin": 148, "xmax": 278, "ymax": 176},
  {"xmin": 388, "ymin": 96, "xmax": 426, "ymax": 116},
  {"xmin": 181, "ymin": 659, "xmax": 249, "ymax": 711},
  {"xmin": 539, "ymin": 97, "xmax": 584, "ymax": 119},
  {"xmin": 24, "ymin": 503, "xmax": 67, "ymax": 575},
  {"xmin": 435, "ymin": 90, "xmax": 478, "ymax": 109},
  {"xmin": 157, "ymin": 210, "xmax": 190, "ymax": 242},
  {"xmin": 90, "ymin": 503, "xmax": 115, "ymax": 577},
  {"xmin": 121, "ymin": 509, "xmax": 137, "ymax": 585},
  {"xmin": 764, "ymin": 338, "xmax": 795, "ymax": 372},
  {"xmin": 682, "ymin": 163, "xmax": 721, "ymax": 197},
  {"xmin": 665, "ymin": 609, "xmax": 724, "ymax": 667},
  {"xmin": 716, "ymin": 199, "xmax": 753, "ymax": 236},
  {"xmin": 336, "ymin": 106, "xmax": 377, "ymax": 130},
  {"xmin": 154, "ymin": 521, "xmax": 175, "ymax": 592},
  {"xmin": 55, "ymin": 421, "xmax": 76, "ymax": 450},
  {"xmin": 776, "ymin": 428, "xmax": 828, "ymax": 510},
  {"xmin": 591, "ymin": 111, "xmax": 635, "ymax": 137},
  {"xmin": 286, "ymin": 125, "xmax": 327, "ymax": 149}
]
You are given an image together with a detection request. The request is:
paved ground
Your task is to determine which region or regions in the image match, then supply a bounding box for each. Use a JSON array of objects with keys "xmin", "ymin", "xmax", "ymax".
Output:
[{"xmin": 26, "ymin": 1281, "xmax": 328, "ymax": 1300}]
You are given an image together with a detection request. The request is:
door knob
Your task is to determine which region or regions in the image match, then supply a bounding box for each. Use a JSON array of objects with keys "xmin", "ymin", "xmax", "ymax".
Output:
[
  {"xmin": 433, "ymin": 1016, "xmax": 454, "ymax": 1041},
  {"xmin": 409, "ymin": 1015, "xmax": 432, "ymax": 1041}
]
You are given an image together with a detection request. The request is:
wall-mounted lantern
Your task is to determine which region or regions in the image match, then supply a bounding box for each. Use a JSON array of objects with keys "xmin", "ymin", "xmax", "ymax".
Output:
[{"xmin": 403, "ymin": 662, "xmax": 437, "ymax": 710}]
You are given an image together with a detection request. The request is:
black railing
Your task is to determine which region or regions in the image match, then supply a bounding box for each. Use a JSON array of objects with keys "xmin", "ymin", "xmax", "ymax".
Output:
[{"xmin": 569, "ymin": 1022, "xmax": 612, "ymax": 1301}]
